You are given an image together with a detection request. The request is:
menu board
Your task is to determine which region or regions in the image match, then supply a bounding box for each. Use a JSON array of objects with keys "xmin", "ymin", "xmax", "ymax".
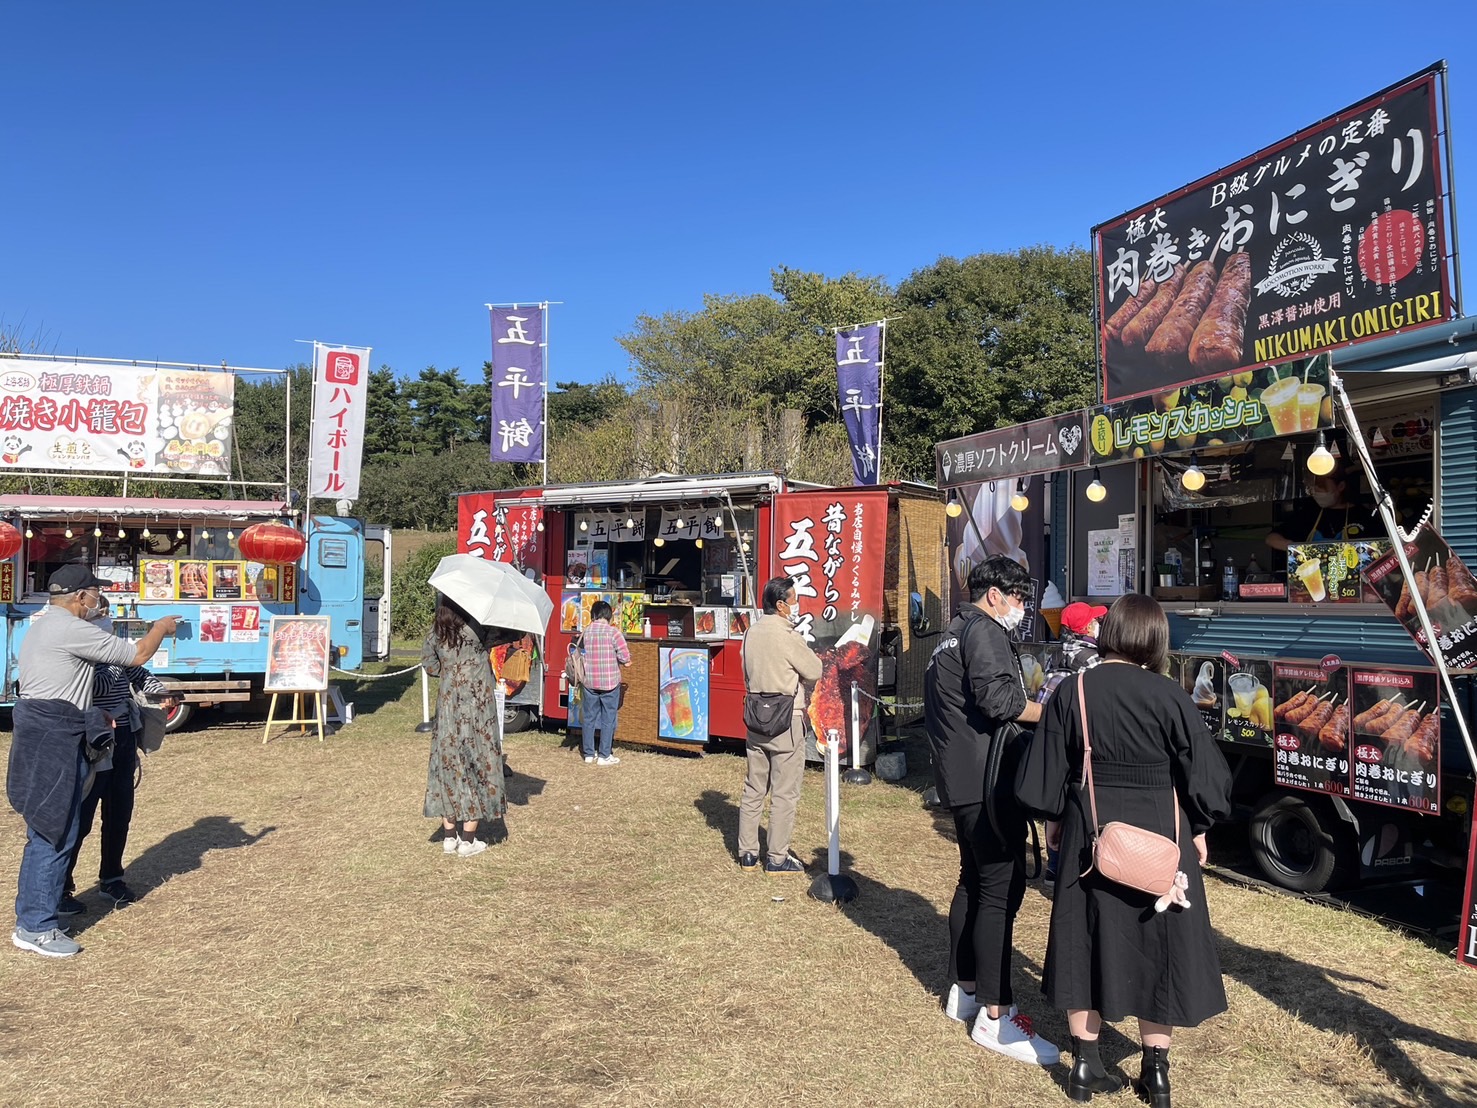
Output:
[
  {"xmin": 139, "ymin": 559, "xmax": 176, "ymax": 600},
  {"xmin": 657, "ymin": 645, "xmax": 709, "ymax": 745},
  {"xmin": 178, "ymin": 560, "xmax": 210, "ymax": 601},
  {"xmin": 210, "ymin": 562, "xmax": 244, "ymax": 600},
  {"xmin": 612, "ymin": 592, "xmax": 643, "ymax": 636},
  {"xmin": 1272, "ymin": 663, "xmax": 1351, "ymax": 796},
  {"xmin": 198, "ymin": 604, "xmax": 230, "ymax": 643},
  {"xmin": 560, "ymin": 591, "xmax": 583, "ymax": 633},
  {"xmin": 1348, "ymin": 666, "xmax": 1440, "ymax": 813},
  {"xmin": 264, "ymin": 615, "xmax": 331, "ymax": 692},
  {"xmin": 1363, "ymin": 522, "xmax": 1477, "ymax": 669},
  {"xmin": 1178, "ymin": 654, "xmax": 1227, "ymax": 740},
  {"xmin": 1288, "ymin": 539, "xmax": 1389, "ymax": 604},
  {"xmin": 1223, "ymin": 659, "xmax": 1274, "ymax": 746}
]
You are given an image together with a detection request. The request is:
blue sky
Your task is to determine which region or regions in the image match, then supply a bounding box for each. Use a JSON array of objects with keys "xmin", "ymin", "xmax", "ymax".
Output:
[{"xmin": 3, "ymin": 2, "xmax": 1476, "ymax": 386}]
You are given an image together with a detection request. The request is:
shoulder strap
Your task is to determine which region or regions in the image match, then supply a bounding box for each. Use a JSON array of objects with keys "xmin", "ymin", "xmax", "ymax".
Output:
[{"xmin": 1074, "ymin": 669, "xmax": 1179, "ymax": 843}]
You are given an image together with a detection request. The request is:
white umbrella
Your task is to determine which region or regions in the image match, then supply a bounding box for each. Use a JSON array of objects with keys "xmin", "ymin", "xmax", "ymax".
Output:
[{"xmin": 427, "ymin": 553, "xmax": 554, "ymax": 638}]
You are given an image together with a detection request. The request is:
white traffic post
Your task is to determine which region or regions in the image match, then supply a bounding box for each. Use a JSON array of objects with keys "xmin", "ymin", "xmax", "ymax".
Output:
[
  {"xmin": 844, "ymin": 683, "xmax": 873, "ymax": 785},
  {"xmin": 808, "ymin": 728, "xmax": 858, "ymax": 903},
  {"xmin": 415, "ymin": 667, "xmax": 434, "ymax": 732}
]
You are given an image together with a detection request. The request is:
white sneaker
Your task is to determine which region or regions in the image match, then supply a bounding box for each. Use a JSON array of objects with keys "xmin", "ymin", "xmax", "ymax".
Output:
[
  {"xmin": 457, "ymin": 839, "xmax": 488, "ymax": 858},
  {"xmin": 945, "ymin": 983, "xmax": 981, "ymax": 1023},
  {"xmin": 970, "ymin": 1006, "xmax": 1060, "ymax": 1065},
  {"xmin": 596, "ymin": 754, "xmax": 620, "ymax": 766},
  {"xmin": 583, "ymin": 755, "xmax": 596, "ymax": 764},
  {"xmin": 442, "ymin": 835, "xmax": 459, "ymax": 855}
]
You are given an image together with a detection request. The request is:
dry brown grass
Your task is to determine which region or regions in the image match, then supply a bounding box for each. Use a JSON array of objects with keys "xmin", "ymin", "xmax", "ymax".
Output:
[{"xmin": 3, "ymin": 675, "xmax": 1476, "ymax": 1107}]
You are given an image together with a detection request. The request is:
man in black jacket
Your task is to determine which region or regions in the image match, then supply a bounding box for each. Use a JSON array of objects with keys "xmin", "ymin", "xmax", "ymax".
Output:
[{"xmin": 924, "ymin": 554, "xmax": 1059, "ymax": 1066}]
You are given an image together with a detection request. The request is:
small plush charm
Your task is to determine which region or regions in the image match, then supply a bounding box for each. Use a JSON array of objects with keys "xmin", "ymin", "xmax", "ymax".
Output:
[{"xmin": 1154, "ymin": 870, "xmax": 1192, "ymax": 913}]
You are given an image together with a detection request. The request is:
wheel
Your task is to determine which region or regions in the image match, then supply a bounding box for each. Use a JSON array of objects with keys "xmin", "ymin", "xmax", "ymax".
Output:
[
  {"xmin": 1248, "ymin": 792, "xmax": 1348, "ymax": 893},
  {"xmin": 502, "ymin": 706, "xmax": 536, "ymax": 733},
  {"xmin": 163, "ymin": 700, "xmax": 195, "ymax": 733}
]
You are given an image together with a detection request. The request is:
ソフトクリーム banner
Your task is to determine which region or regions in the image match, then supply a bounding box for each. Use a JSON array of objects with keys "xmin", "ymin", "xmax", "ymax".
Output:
[{"xmin": 1095, "ymin": 66, "xmax": 1452, "ymax": 404}]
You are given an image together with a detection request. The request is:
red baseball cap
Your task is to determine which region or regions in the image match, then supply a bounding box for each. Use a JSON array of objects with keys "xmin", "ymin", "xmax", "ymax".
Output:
[{"xmin": 1061, "ymin": 602, "xmax": 1108, "ymax": 634}]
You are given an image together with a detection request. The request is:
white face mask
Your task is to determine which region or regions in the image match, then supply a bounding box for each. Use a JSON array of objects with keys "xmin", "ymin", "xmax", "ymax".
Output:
[
  {"xmin": 1310, "ymin": 486, "xmax": 1340, "ymax": 508},
  {"xmin": 995, "ymin": 597, "xmax": 1025, "ymax": 632},
  {"xmin": 82, "ymin": 592, "xmax": 108, "ymax": 620}
]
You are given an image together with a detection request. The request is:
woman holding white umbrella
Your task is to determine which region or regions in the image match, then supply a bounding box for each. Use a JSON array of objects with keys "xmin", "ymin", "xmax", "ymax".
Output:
[{"xmin": 420, "ymin": 595, "xmax": 507, "ymax": 857}]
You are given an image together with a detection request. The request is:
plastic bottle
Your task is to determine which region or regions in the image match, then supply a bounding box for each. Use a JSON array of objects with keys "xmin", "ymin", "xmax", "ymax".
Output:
[
  {"xmin": 1163, "ymin": 547, "xmax": 1184, "ymax": 586},
  {"xmin": 1221, "ymin": 557, "xmax": 1238, "ymax": 601}
]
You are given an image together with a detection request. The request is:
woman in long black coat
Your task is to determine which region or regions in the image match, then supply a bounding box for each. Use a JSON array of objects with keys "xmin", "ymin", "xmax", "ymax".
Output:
[{"xmin": 1016, "ymin": 593, "xmax": 1232, "ymax": 1106}]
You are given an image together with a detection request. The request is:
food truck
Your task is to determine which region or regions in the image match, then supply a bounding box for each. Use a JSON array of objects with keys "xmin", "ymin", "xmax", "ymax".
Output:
[
  {"xmin": 936, "ymin": 65, "xmax": 1477, "ymax": 896},
  {"xmin": 455, "ymin": 473, "xmax": 945, "ymax": 761},
  {"xmin": 0, "ymin": 352, "xmax": 391, "ymax": 728},
  {"xmin": 0, "ymin": 496, "xmax": 391, "ymax": 729}
]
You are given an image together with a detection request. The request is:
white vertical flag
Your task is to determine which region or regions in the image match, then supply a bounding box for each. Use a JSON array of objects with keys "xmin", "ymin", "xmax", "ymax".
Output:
[{"xmin": 309, "ymin": 343, "xmax": 372, "ymax": 500}]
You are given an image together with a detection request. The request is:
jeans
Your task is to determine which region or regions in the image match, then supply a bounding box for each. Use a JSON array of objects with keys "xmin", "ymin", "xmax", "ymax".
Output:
[
  {"xmin": 14, "ymin": 744, "xmax": 89, "ymax": 933},
  {"xmin": 67, "ymin": 724, "xmax": 137, "ymax": 889},
  {"xmin": 581, "ymin": 686, "xmax": 622, "ymax": 758}
]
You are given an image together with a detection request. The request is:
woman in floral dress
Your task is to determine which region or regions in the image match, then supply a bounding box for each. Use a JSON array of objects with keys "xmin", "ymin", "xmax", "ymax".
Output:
[{"xmin": 421, "ymin": 596, "xmax": 506, "ymax": 857}]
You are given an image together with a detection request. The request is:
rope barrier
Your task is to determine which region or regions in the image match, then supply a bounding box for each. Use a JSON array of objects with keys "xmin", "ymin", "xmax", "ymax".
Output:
[
  {"xmin": 330, "ymin": 663, "xmax": 424, "ymax": 680},
  {"xmin": 852, "ymin": 686, "xmax": 925, "ymax": 712}
]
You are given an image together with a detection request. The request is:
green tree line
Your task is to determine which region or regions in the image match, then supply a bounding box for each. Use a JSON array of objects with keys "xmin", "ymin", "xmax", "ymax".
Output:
[{"xmin": 1, "ymin": 245, "xmax": 1099, "ymax": 526}]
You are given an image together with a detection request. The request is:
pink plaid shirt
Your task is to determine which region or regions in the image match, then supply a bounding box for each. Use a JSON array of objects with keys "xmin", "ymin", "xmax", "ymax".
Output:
[{"xmin": 578, "ymin": 618, "xmax": 630, "ymax": 691}]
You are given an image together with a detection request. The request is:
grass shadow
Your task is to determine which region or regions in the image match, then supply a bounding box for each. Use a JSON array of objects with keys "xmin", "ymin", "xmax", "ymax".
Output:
[
  {"xmin": 694, "ymin": 788, "xmax": 743, "ymax": 859},
  {"xmin": 1216, "ymin": 930, "xmax": 1477, "ymax": 1107},
  {"xmin": 69, "ymin": 815, "xmax": 274, "ymax": 936}
]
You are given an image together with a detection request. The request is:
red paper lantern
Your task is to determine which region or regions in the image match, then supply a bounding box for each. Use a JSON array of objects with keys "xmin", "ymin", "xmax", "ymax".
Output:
[
  {"xmin": 0, "ymin": 521, "xmax": 22, "ymax": 560},
  {"xmin": 237, "ymin": 521, "xmax": 307, "ymax": 564}
]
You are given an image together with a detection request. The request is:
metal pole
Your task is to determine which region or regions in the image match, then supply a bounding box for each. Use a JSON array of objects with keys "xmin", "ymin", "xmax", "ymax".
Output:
[
  {"xmin": 876, "ymin": 318, "xmax": 887, "ymax": 480},
  {"xmin": 851, "ymin": 684, "xmax": 862, "ymax": 771},
  {"xmin": 1331, "ymin": 371, "xmax": 1477, "ymax": 772},
  {"xmin": 1440, "ymin": 62, "xmax": 1463, "ymax": 317},
  {"xmin": 541, "ymin": 302, "xmax": 550, "ymax": 487},
  {"xmin": 827, "ymin": 731, "xmax": 840, "ymax": 875},
  {"xmin": 284, "ymin": 367, "xmax": 293, "ymax": 498}
]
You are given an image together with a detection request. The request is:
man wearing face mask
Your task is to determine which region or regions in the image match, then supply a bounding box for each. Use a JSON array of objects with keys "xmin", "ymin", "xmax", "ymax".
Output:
[
  {"xmin": 736, "ymin": 575, "xmax": 822, "ymax": 876},
  {"xmin": 8, "ymin": 565, "xmax": 179, "ymax": 958},
  {"xmin": 60, "ymin": 609, "xmax": 179, "ymax": 914},
  {"xmin": 924, "ymin": 555, "xmax": 1059, "ymax": 1066},
  {"xmin": 1266, "ymin": 460, "xmax": 1381, "ymax": 552}
]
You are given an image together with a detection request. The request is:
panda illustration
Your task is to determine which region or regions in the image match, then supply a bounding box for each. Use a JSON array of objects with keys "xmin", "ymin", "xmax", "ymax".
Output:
[
  {"xmin": 116, "ymin": 440, "xmax": 149, "ymax": 469},
  {"xmin": 1, "ymin": 436, "xmax": 30, "ymax": 466}
]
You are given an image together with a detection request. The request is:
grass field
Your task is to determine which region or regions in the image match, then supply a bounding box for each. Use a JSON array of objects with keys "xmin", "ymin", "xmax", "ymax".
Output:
[{"xmin": 3, "ymin": 667, "xmax": 1476, "ymax": 1107}]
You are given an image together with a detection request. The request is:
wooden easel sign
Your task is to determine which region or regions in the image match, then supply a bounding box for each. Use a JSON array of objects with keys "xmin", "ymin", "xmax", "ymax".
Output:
[{"xmin": 263, "ymin": 615, "xmax": 332, "ymax": 743}]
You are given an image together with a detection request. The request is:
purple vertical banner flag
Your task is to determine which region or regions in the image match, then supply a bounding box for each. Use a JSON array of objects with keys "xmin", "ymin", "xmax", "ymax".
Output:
[
  {"xmin": 836, "ymin": 323, "xmax": 881, "ymax": 485},
  {"xmin": 489, "ymin": 305, "xmax": 546, "ymax": 463}
]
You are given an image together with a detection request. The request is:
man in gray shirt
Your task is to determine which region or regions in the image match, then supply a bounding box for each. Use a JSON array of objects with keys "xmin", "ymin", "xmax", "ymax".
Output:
[{"xmin": 9, "ymin": 565, "xmax": 178, "ymax": 958}]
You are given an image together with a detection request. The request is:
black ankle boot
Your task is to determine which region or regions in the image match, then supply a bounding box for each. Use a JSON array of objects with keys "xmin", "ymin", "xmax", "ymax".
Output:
[
  {"xmin": 1132, "ymin": 1045, "xmax": 1171, "ymax": 1108},
  {"xmin": 1067, "ymin": 1036, "xmax": 1123, "ymax": 1102}
]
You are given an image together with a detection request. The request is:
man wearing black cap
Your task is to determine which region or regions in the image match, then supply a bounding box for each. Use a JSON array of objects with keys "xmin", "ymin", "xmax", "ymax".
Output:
[{"xmin": 8, "ymin": 565, "xmax": 178, "ymax": 958}]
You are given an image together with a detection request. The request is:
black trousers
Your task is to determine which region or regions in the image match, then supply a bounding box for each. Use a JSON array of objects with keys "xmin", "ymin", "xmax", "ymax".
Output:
[
  {"xmin": 66, "ymin": 724, "xmax": 138, "ymax": 889},
  {"xmin": 948, "ymin": 798, "xmax": 1027, "ymax": 1007}
]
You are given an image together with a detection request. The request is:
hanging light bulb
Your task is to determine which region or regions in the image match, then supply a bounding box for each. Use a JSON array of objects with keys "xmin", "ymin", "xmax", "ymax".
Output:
[
  {"xmin": 741, "ymin": 540, "xmax": 751, "ymax": 553},
  {"xmin": 201, "ymin": 528, "xmax": 211, "ymax": 540},
  {"xmin": 93, "ymin": 524, "xmax": 103, "ymax": 538},
  {"xmin": 141, "ymin": 525, "xmax": 151, "ymax": 539},
  {"xmin": 227, "ymin": 529, "xmax": 236, "ymax": 541},
  {"xmin": 945, "ymin": 490, "xmax": 963, "ymax": 518},
  {"xmin": 175, "ymin": 525, "xmax": 185, "ymax": 540},
  {"xmin": 653, "ymin": 536, "xmax": 665, "ymax": 547},
  {"xmin": 674, "ymin": 514, "xmax": 686, "ymax": 530},
  {"xmin": 579, "ymin": 517, "xmax": 588, "ymax": 531},
  {"xmin": 695, "ymin": 537, "xmax": 704, "ymax": 549},
  {"xmin": 24, "ymin": 526, "xmax": 33, "ymax": 539},
  {"xmin": 1010, "ymin": 478, "xmax": 1030, "ymax": 513},
  {"xmin": 535, "ymin": 518, "xmax": 545, "ymax": 532},
  {"xmin": 1085, "ymin": 468, "xmax": 1108, "ymax": 503},
  {"xmin": 1307, "ymin": 431, "xmax": 1336, "ymax": 476},
  {"xmin": 117, "ymin": 526, "xmax": 126, "ymax": 539},
  {"xmin": 64, "ymin": 525, "xmax": 74, "ymax": 539},
  {"xmin": 1181, "ymin": 454, "xmax": 1207, "ymax": 492},
  {"xmin": 626, "ymin": 514, "xmax": 636, "ymax": 530}
]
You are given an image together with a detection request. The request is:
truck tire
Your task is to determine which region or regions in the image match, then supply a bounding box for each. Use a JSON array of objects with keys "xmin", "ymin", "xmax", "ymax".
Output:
[
  {"xmin": 503, "ymin": 706, "xmax": 536, "ymax": 734},
  {"xmin": 1248, "ymin": 792, "xmax": 1347, "ymax": 893},
  {"xmin": 164, "ymin": 700, "xmax": 195, "ymax": 734}
]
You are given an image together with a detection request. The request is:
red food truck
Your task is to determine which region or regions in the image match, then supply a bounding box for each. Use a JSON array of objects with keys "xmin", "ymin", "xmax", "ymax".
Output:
[{"xmin": 454, "ymin": 473, "xmax": 945, "ymax": 763}]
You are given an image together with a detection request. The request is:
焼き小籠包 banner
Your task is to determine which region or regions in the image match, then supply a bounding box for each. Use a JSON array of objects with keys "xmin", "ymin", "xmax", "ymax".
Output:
[
  {"xmin": 935, "ymin": 410, "xmax": 1088, "ymax": 487},
  {"xmin": 1095, "ymin": 67, "xmax": 1451, "ymax": 403},
  {"xmin": 0, "ymin": 358, "xmax": 234, "ymax": 476},
  {"xmin": 1088, "ymin": 354, "xmax": 1332, "ymax": 463}
]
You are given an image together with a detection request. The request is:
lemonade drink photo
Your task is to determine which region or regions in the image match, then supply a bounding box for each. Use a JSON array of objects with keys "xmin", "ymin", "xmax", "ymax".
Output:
[
  {"xmin": 1295, "ymin": 556, "xmax": 1327, "ymax": 602},
  {"xmin": 1228, "ymin": 672, "xmax": 1259, "ymax": 715},
  {"xmin": 1261, "ymin": 375, "xmax": 1305, "ymax": 435},
  {"xmin": 1296, "ymin": 382, "xmax": 1327, "ymax": 431}
]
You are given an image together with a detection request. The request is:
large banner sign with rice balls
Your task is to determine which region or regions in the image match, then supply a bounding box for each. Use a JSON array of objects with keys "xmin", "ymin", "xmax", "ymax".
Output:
[{"xmin": 1094, "ymin": 67, "xmax": 1452, "ymax": 403}]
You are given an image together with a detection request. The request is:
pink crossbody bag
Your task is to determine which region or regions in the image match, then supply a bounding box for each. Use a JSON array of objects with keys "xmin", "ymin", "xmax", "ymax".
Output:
[{"xmin": 1075, "ymin": 671, "xmax": 1182, "ymax": 897}]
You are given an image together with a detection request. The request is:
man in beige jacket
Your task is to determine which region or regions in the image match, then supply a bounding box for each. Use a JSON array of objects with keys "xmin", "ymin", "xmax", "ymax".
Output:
[{"xmin": 738, "ymin": 576, "xmax": 823, "ymax": 875}]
